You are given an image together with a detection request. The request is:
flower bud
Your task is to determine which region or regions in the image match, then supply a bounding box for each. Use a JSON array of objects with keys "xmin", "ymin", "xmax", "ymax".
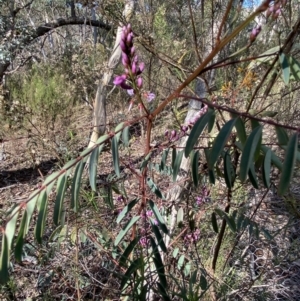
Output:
[
  {"xmin": 126, "ymin": 32, "xmax": 134, "ymax": 46},
  {"xmin": 127, "ymin": 23, "xmax": 132, "ymax": 32},
  {"xmin": 170, "ymin": 130, "xmax": 176, "ymax": 140},
  {"xmin": 137, "ymin": 77, "xmax": 143, "ymax": 88},
  {"xmin": 139, "ymin": 62, "xmax": 145, "ymax": 72},
  {"xmin": 113, "ymin": 74, "xmax": 126, "ymax": 85},
  {"xmin": 120, "ymin": 40, "xmax": 127, "ymax": 53},
  {"xmin": 131, "ymin": 61, "xmax": 137, "ymax": 74},
  {"xmin": 130, "ymin": 46, "xmax": 136, "ymax": 56},
  {"xmin": 273, "ymin": 8, "xmax": 281, "ymax": 19},
  {"xmin": 250, "ymin": 25, "xmax": 261, "ymax": 43},
  {"xmin": 122, "ymin": 52, "xmax": 130, "ymax": 67}
]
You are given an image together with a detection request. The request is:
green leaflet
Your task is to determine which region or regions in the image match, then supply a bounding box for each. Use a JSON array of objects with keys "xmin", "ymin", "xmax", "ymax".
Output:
[
  {"xmin": 251, "ymin": 120, "xmax": 262, "ymax": 162},
  {"xmin": 239, "ymin": 125, "xmax": 263, "ymax": 182},
  {"xmin": 248, "ymin": 163, "xmax": 259, "ymax": 189},
  {"xmin": 191, "ymin": 150, "xmax": 200, "ymax": 187},
  {"xmin": 35, "ymin": 191, "xmax": 48, "ymax": 244},
  {"xmin": 149, "ymin": 200, "xmax": 168, "ymax": 234},
  {"xmin": 261, "ymin": 145, "xmax": 282, "ymax": 171},
  {"xmin": 112, "ymin": 136, "xmax": 120, "ymax": 177},
  {"xmin": 177, "ymin": 207, "xmax": 184, "ymax": 228},
  {"xmin": 262, "ymin": 149, "xmax": 271, "ymax": 188},
  {"xmin": 114, "ymin": 216, "xmax": 140, "ymax": 246},
  {"xmin": 120, "ymin": 257, "xmax": 141, "ymax": 290},
  {"xmin": 122, "ymin": 126, "xmax": 130, "ymax": 147},
  {"xmin": 209, "ymin": 118, "xmax": 237, "ymax": 169},
  {"xmin": 116, "ymin": 198, "xmax": 139, "ymax": 224},
  {"xmin": 151, "ymin": 222, "xmax": 167, "ymax": 253},
  {"xmin": 275, "ymin": 126, "xmax": 289, "ymax": 146},
  {"xmin": 71, "ymin": 160, "xmax": 84, "ymax": 212},
  {"xmin": 215, "ymin": 208, "xmax": 236, "ymax": 233},
  {"xmin": 0, "ymin": 236, "xmax": 9, "ymax": 284},
  {"xmin": 289, "ymin": 55, "xmax": 300, "ymax": 81},
  {"xmin": 147, "ymin": 178, "xmax": 165, "ymax": 200},
  {"xmin": 53, "ymin": 174, "xmax": 67, "ymax": 226},
  {"xmin": 114, "ymin": 122, "xmax": 125, "ymax": 142},
  {"xmin": 279, "ymin": 52, "xmax": 290, "ymax": 85},
  {"xmin": 278, "ymin": 133, "xmax": 298, "ymax": 195},
  {"xmin": 224, "ymin": 151, "xmax": 234, "ymax": 189},
  {"xmin": 89, "ymin": 145, "xmax": 101, "ymax": 191},
  {"xmin": 150, "ymin": 237, "xmax": 167, "ymax": 288},
  {"xmin": 173, "ymin": 150, "xmax": 184, "ymax": 181},
  {"xmin": 211, "ymin": 212, "xmax": 219, "ymax": 233},
  {"xmin": 160, "ymin": 148, "xmax": 169, "ymax": 171},
  {"xmin": 234, "ymin": 117, "xmax": 247, "ymax": 145},
  {"xmin": 15, "ymin": 211, "xmax": 27, "ymax": 262},
  {"xmin": 119, "ymin": 237, "xmax": 139, "ymax": 267},
  {"xmin": 185, "ymin": 110, "xmax": 214, "ymax": 157}
]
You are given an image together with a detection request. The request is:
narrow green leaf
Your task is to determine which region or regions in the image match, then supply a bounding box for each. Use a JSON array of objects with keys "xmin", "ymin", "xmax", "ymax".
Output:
[
  {"xmin": 239, "ymin": 125, "xmax": 263, "ymax": 182},
  {"xmin": 95, "ymin": 134, "xmax": 110, "ymax": 145},
  {"xmin": 208, "ymin": 111, "xmax": 216, "ymax": 133},
  {"xmin": 211, "ymin": 212, "xmax": 219, "ymax": 233},
  {"xmin": 15, "ymin": 211, "xmax": 27, "ymax": 262},
  {"xmin": 0, "ymin": 236, "xmax": 9, "ymax": 284},
  {"xmin": 115, "ymin": 122, "xmax": 125, "ymax": 142},
  {"xmin": 261, "ymin": 145, "xmax": 282, "ymax": 171},
  {"xmin": 208, "ymin": 168, "xmax": 215, "ymax": 185},
  {"xmin": 279, "ymin": 52, "xmax": 290, "ymax": 85},
  {"xmin": 122, "ymin": 126, "xmax": 130, "ymax": 147},
  {"xmin": 53, "ymin": 174, "xmax": 67, "ymax": 226},
  {"xmin": 43, "ymin": 170, "xmax": 60, "ymax": 187},
  {"xmin": 262, "ymin": 149, "xmax": 271, "ymax": 188},
  {"xmin": 177, "ymin": 207, "xmax": 184, "ymax": 227},
  {"xmin": 6, "ymin": 205, "xmax": 19, "ymax": 249},
  {"xmin": 147, "ymin": 178, "xmax": 165, "ymax": 200},
  {"xmin": 173, "ymin": 150, "xmax": 184, "ymax": 181},
  {"xmin": 209, "ymin": 118, "xmax": 236, "ymax": 168},
  {"xmin": 200, "ymin": 274, "xmax": 208, "ymax": 290},
  {"xmin": 177, "ymin": 254, "xmax": 185, "ymax": 270},
  {"xmin": 151, "ymin": 223, "xmax": 167, "ymax": 253},
  {"xmin": 35, "ymin": 192, "xmax": 48, "ymax": 244},
  {"xmin": 215, "ymin": 208, "xmax": 236, "ymax": 233},
  {"xmin": 278, "ymin": 133, "xmax": 298, "ymax": 195},
  {"xmin": 150, "ymin": 237, "xmax": 167, "ymax": 288},
  {"xmin": 173, "ymin": 248, "xmax": 179, "ymax": 258},
  {"xmin": 71, "ymin": 161, "xmax": 84, "ymax": 212},
  {"xmin": 112, "ymin": 136, "xmax": 120, "ymax": 177},
  {"xmin": 157, "ymin": 282, "xmax": 171, "ymax": 301},
  {"xmin": 160, "ymin": 148, "xmax": 169, "ymax": 171},
  {"xmin": 289, "ymin": 55, "xmax": 300, "ymax": 81},
  {"xmin": 275, "ymin": 126, "xmax": 289, "ymax": 146},
  {"xmin": 191, "ymin": 150, "xmax": 200, "ymax": 187},
  {"xmin": 120, "ymin": 257, "xmax": 141, "ymax": 290},
  {"xmin": 89, "ymin": 145, "xmax": 99, "ymax": 191},
  {"xmin": 114, "ymin": 216, "xmax": 140, "ymax": 246},
  {"xmin": 224, "ymin": 151, "xmax": 234, "ymax": 189},
  {"xmin": 149, "ymin": 200, "xmax": 168, "ymax": 234},
  {"xmin": 235, "ymin": 117, "xmax": 247, "ymax": 145},
  {"xmin": 251, "ymin": 120, "xmax": 262, "ymax": 161},
  {"xmin": 25, "ymin": 193, "xmax": 38, "ymax": 235},
  {"xmin": 185, "ymin": 110, "xmax": 214, "ymax": 157},
  {"xmin": 140, "ymin": 152, "xmax": 152, "ymax": 171},
  {"xmin": 116, "ymin": 198, "xmax": 139, "ymax": 224},
  {"xmin": 248, "ymin": 163, "xmax": 259, "ymax": 189},
  {"xmin": 119, "ymin": 237, "xmax": 139, "ymax": 266},
  {"xmin": 172, "ymin": 148, "xmax": 176, "ymax": 170}
]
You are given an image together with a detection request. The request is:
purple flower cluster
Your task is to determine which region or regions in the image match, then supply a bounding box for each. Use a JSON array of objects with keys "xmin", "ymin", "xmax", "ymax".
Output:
[
  {"xmin": 184, "ymin": 229, "xmax": 200, "ymax": 245},
  {"xmin": 250, "ymin": 25, "xmax": 262, "ymax": 43},
  {"xmin": 266, "ymin": 0, "xmax": 286, "ymax": 19},
  {"xmin": 113, "ymin": 24, "xmax": 145, "ymax": 91},
  {"xmin": 195, "ymin": 186, "xmax": 210, "ymax": 206},
  {"xmin": 188, "ymin": 104, "xmax": 208, "ymax": 126}
]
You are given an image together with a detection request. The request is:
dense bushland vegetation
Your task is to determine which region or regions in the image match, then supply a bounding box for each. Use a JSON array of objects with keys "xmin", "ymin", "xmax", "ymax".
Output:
[{"xmin": 1, "ymin": 0, "xmax": 300, "ymax": 300}]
